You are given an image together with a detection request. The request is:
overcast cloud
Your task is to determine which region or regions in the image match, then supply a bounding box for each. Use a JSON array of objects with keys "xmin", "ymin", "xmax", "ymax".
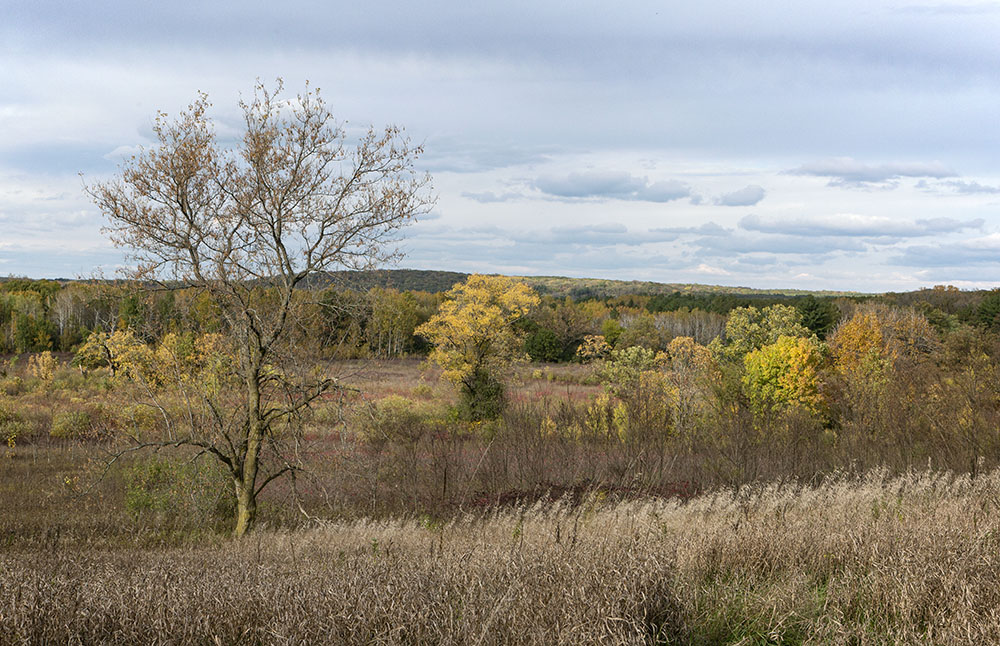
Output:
[{"xmin": 3, "ymin": 0, "xmax": 1000, "ymax": 290}]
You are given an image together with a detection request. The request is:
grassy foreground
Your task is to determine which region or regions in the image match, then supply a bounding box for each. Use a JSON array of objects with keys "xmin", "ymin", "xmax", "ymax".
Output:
[{"xmin": 4, "ymin": 468, "xmax": 1000, "ymax": 645}]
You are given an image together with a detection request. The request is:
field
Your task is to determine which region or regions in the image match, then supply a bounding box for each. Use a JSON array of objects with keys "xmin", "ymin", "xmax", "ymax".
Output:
[
  {"xmin": 5, "ymin": 467, "xmax": 1000, "ymax": 644},
  {"xmin": 4, "ymin": 354, "xmax": 1000, "ymax": 644}
]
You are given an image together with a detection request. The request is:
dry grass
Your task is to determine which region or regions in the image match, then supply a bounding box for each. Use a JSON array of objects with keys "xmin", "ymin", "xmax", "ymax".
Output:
[{"xmin": 5, "ymin": 468, "xmax": 1000, "ymax": 644}]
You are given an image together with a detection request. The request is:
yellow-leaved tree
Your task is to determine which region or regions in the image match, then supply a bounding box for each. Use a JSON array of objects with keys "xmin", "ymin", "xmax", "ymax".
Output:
[
  {"xmin": 416, "ymin": 275, "xmax": 539, "ymax": 420},
  {"xmin": 666, "ymin": 336, "xmax": 717, "ymax": 438},
  {"xmin": 826, "ymin": 304, "xmax": 939, "ymax": 432},
  {"xmin": 74, "ymin": 329, "xmax": 154, "ymax": 381},
  {"xmin": 829, "ymin": 304, "xmax": 939, "ymax": 379},
  {"xmin": 742, "ymin": 335, "xmax": 825, "ymax": 417}
]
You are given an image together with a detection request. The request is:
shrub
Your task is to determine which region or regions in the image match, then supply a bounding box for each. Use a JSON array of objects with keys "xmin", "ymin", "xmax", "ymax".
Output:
[
  {"xmin": 122, "ymin": 455, "xmax": 232, "ymax": 524},
  {"xmin": 360, "ymin": 395, "xmax": 444, "ymax": 444},
  {"xmin": 458, "ymin": 369, "xmax": 506, "ymax": 422},
  {"xmin": 0, "ymin": 376, "xmax": 23, "ymax": 396},
  {"xmin": 28, "ymin": 351, "xmax": 58, "ymax": 382},
  {"xmin": 0, "ymin": 400, "xmax": 28, "ymax": 450},
  {"xmin": 411, "ymin": 382, "xmax": 434, "ymax": 398},
  {"xmin": 50, "ymin": 368, "xmax": 87, "ymax": 392},
  {"xmin": 50, "ymin": 410, "xmax": 93, "ymax": 439},
  {"xmin": 117, "ymin": 404, "xmax": 161, "ymax": 436},
  {"xmin": 525, "ymin": 326, "xmax": 562, "ymax": 362},
  {"xmin": 576, "ymin": 334, "xmax": 611, "ymax": 363}
]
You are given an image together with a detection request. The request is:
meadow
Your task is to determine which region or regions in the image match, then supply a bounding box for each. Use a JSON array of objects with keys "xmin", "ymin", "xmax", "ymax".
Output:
[
  {"xmin": 3, "ymin": 353, "xmax": 1000, "ymax": 644},
  {"xmin": 5, "ymin": 274, "xmax": 1000, "ymax": 643},
  {"xmin": 5, "ymin": 460, "xmax": 1000, "ymax": 644}
]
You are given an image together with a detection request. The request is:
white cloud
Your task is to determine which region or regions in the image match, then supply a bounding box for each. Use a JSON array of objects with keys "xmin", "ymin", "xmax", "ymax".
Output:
[
  {"xmin": 696, "ymin": 263, "xmax": 730, "ymax": 276},
  {"xmin": 461, "ymin": 191, "xmax": 523, "ymax": 203}
]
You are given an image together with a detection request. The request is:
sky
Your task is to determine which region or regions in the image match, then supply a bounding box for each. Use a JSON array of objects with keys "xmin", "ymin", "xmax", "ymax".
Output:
[{"xmin": 3, "ymin": 1, "xmax": 1000, "ymax": 292}]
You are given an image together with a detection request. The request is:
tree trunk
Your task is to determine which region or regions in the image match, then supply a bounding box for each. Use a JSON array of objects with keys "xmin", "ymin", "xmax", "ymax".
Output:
[
  {"xmin": 234, "ymin": 348, "xmax": 264, "ymax": 537},
  {"xmin": 234, "ymin": 481, "xmax": 257, "ymax": 537}
]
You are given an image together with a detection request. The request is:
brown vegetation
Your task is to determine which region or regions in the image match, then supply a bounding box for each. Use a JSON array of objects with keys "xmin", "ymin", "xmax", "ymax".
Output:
[
  {"xmin": 6, "ymin": 271, "xmax": 1000, "ymax": 640},
  {"xmin": 5, "ymin": 469, "xmax": 1000, "ymax": 644}
]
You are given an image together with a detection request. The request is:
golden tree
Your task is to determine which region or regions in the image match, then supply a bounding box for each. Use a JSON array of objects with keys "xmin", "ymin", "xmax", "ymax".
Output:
[
  {"xmin": 829, "ymin": 304, "xmax": 939, "ymax": 380},
  {"xmin": 712, "ymin": 304, "xmax": 812, "ymax": 364},
  {"xmin": 416, "ymin": 275, "xmax": 538, "ymax": 420},
  {"xmin": 87, "ymin": 81, "xmax": 433, "ymax": 535},
  {"xmin": 742, "ymin": 335, "xmax": 825, "ymax": 417},
  {"xmin": 666, "ymin": 336, "xmax": 717, "ymax": 437}
]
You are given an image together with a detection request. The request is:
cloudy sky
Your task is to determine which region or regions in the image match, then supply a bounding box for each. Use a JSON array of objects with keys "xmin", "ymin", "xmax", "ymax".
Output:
[{"xmin": 3, "ymin": 0, "xmax": 1000, "ymax": 291}]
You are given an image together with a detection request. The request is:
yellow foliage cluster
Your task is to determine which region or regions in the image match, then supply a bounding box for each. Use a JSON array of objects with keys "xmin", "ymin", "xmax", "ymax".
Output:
[
  {"xmin": 75, "ymin": 329, "xmax": 153, "ymax": 381},
  {"xmin": 75, "ymin": 329, "xmax": 234, "ymax": 390},
  {"xmin": 416, "ymin": 275, "xmax": 539, "ymax": 388},
  {"xmin": 666, "ymin": 336, "xmax": 713, "ymax": 374},
  {"xmin": 155, "ymin": 332, "xmax": 232, "ymax": 392},
  {"xmin": 742, "ymin": 335, "xmax": 824, "ymax": 416},
  {"xmin": 713, "ymin": 304, "xmax": 811, "ymax": 363},
  {"xmin": 575, "ymin": 334, "xmax": 612, "ymax": 363},
  {"xmin": 585, "ymin": 393, "xmax": 630, "ymax": 442},
  {"xmin": 591, "ymin": 345, "xmax": 679, "ymax": 441},
  {"xmin": 828, "ymin": 305, "xmax": 939, "ymax": 380},
  {"xmin": 665, "ymin": 336, "xmax": 717, "ymax": 436},
  {"xmin": 27, "ymin": 351, "xmax": 58, "ymax": 382},
  {"xmin": 830, "ymin": 311, "xmax": 885, "ymax": 370}
]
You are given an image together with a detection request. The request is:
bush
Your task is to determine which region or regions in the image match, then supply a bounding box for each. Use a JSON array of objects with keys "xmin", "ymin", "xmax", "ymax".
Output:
[
  {"xmin": 0, "ymin": 401, "xmax": 30, "ymax": 448},
  {"xmin": 117, "ymin": 404, "xmax": 161, "ymax": 436},
  {"xmin": 525, "ymin": 327, "xmax": 562, "ymax": 362},
  {"xmin": 50, "ymin": 368, "xmax": 88, "ymax": 392},
  {"xmin": 1, "ymin": 413, "xmax": 28, "ymax": 449},
  {"xmin": 360, "ymin": 395, "xmax": 444, "ymax": 444},
  {"xmin": 411, "ymin": 382, "xmax": 434, "ymax": 398},
  {"xmin": 122, "ymin": 455, "xmax": 232, "ymax": 525},
  {"xmin": 50, "ymin": 410, "xmax": 92, "ymax": 439},
  {"xmin": 0, "ymin": 376, "xmax": 23, "ymax": 396},
  {"xmin": 28, "ymin": 351, "xmax": 58, "ymax": 382}
]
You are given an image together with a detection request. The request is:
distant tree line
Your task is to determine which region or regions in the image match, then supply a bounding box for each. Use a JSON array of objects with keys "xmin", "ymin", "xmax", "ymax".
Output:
[{"xmin": 1, "ymin": 277, "xmax": 998, "ymax": 362}]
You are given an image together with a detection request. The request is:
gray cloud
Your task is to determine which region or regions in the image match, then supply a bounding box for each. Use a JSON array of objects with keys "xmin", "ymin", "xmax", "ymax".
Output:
[
  {"xmin": 418, "ymin": 141, "xmax": 555, "ymax": 173},
  {"xmin": 938, "ymin": 180, "xmax": 1000, "ymax": 194},
  {"xmin": 533, "ymin": 171, "xmax": 691, "ymax": 202},
  {"xmin": 894, "ymin": 235, "xmax": 1000, "ymax": 267},
  {"xmin": 787, "ymin": 157, "xmax": 957, "ymax": 187},
  {"xmin": 651, "ymin": 222, "xmax": 730, "ymax": 236},
  {"xmin": 694, "ymin": 233, "xmax": 867, "ymax": 256},
  {"xmin": 5, "ymin": 1, "xmax": 1000, "ymax": 291},
  {"xmin": 407, "ymin": 220, "xmax": 679, "ymax": 251},
  {"xmin": 460, "ymin": 191, "xmax": 523, "ymax": 203},
  {"xmin": 716, "ymin": 184, "xmax": 765, "ymax": 206},
  {"xmin": 739, "ymin": 213, "xmax": 983, "ymax": 238},
  {"xmin": 524, "ymin": 223, "xmax": 678, "ymax": 247}
]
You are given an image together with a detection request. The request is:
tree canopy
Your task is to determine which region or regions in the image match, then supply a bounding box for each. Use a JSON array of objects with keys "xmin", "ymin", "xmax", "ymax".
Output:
[{"xmin": 87, "ymin": 80, "xmax": 434, "ymax": 535}]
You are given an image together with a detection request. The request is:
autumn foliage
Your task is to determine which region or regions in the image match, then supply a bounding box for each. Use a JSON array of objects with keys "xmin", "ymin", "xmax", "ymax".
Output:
[{"xmin": 416, "ymin": 274, "xmax": 539, "ymax": 419}]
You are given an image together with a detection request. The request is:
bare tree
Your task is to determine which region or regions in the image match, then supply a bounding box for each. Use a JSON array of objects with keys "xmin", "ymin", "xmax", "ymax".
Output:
[{"xmin": 87, "ymin": 81, "xmax": 434, "ymax": 535}]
